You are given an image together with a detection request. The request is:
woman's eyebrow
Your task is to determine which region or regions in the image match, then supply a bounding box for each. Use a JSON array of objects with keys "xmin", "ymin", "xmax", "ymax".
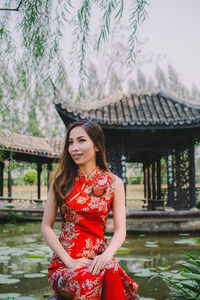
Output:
[{"xmin": 68, "ymin": 135, "xmax": 86, "ymax": 140}]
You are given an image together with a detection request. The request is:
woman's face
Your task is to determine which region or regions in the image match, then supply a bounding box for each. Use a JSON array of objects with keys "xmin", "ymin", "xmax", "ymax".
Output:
[{"xmin": 68, "ymin": 126, "xmax": 98, "ymax": 167}]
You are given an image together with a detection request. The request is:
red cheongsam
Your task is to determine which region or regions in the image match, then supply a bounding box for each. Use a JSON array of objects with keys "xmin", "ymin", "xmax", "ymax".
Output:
[{"xmin": 48, "ymin": 167, "xmax": 138, "ymax": 299}]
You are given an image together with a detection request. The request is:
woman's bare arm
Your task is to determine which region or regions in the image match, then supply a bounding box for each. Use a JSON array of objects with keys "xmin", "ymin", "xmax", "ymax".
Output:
[
  {"xmin": 103, "ymin": 175, "xmax": 126, "ymax": 256},
  {"xmin": 41, "ymin": 181, "xmax": 73, "ymax": 266},
  {"xmin": 41, "ymin": 181, "xmax": 90, "ymax": 269},
  {"xmin": 89, "ymin": 175, "xmax": 126, "ymax": 275}
]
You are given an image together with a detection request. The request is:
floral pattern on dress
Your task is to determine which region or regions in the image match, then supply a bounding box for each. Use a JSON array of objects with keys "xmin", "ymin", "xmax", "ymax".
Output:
[{"xmin": 48, "ymin": 167, "xmax": 138, "ymax": 299}]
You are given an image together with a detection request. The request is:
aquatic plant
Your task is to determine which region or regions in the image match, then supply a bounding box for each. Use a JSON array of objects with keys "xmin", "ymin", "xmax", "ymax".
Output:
[{"xmin": 160, "ymin": 251, "xmax": 200, "ymax": 299}]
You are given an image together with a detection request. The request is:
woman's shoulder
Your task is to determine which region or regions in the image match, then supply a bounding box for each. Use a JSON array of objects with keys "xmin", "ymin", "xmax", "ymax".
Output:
[{"xmin": 101, "ymin": 169, "xmax": 123, "ymax": 185}]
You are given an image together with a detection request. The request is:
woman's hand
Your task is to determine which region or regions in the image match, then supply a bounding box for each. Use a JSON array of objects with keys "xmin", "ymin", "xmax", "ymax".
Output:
[
  {"xmin": 88, "ymin": 252, "xmax": 113, "ymax": 275},
  {"xmin": 66, "ymin": 257, "xmax": 91, "ymax": 270}
]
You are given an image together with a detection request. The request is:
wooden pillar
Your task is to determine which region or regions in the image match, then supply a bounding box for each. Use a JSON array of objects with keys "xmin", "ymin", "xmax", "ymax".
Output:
[
  {"xmin": 47, "ymin": 163, "xmax": 53, "ymax": 190},
  {"xmin": 189, "ymin": 143, "xmax": 195, "ymax": 208},
  {"xmin": 0, "ymin": 162, "xmax": 4, "ymax": 197},
  {"xmin": 147, "ymin": 163, "xmax": 151, "ymax": 200},
  {"xmin": 152, "ymin": 162, "xmax": 156, "ymax": 199},
  {"xmin": 8, "ymin": 162, "xmax": 12, "ymax": 201},
  {"xmin": 37, "ymin": 163, "xmax": 42, "ymax": 200},
  {"xmin": 143, "ymin": 163, "xmax": 146, "ymax": 199},
  {"xmin": 157, "ymin": 159, "xmax": 161, "ymax": 199},
  {"xmin": 167, "ymin": 154, "xmax": 174, "ymax": 207}
]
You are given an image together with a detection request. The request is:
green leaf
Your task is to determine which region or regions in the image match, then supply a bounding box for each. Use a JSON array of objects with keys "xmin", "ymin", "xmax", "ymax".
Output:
[
  {"xmin": 180, "ymin": 282, "xmax": 200, "ymax": 293},
  {"xmin": 28, "ymin": 255, "xmax": 45, "ymax": 258},
  {"xmin": 116, "ymin": 247, "xmax": 131, "ymax": 253},
  {"xmin": 180, "ymin": 272, "xmax": 200, "ymax": 281}
]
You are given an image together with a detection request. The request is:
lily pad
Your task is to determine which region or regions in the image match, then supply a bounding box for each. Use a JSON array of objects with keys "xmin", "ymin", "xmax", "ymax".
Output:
[
  {"xmin": 11, "ymin": 249, "xmax": 26, "ymax": 256},
  {"xmin": 0, "ymin": 274, "xmax": 11, "ymax": 280},
  {"xmin": 23, "ymin": 257, "xmax": 46, "ymax": 263},
  {"xmin": 160, "ymin": 272, "xmax": 175, "ymax": 278},
  {"xmin": 38, "ymin": 246, "xmax": 52, "ymax": 253},
  {"xmin": 0, "ymin": 293, "xmax": 21, "ymax": 299},
  {"xmin": 174, "ymin": 238, "xmax": 197, "ymax": 245},
  {"xmin": 0, "ymin": 255, "xmax": 11, "ymax": 262},
  {"xmin": 157, "ymin": 265, "xmax": 171, "ymax": 272},
  {"xmin": 24, "ymin": 273, "xmax": 46, "ymax": 278},
  {"xmin": 40, "ymin": 270, "xmax": 48, "ymax": 274},
  {"xmin": 0, "ymin": 278, "xmax": 20, "ymax": 284},
  {"xmin": 117, "ymin": 247, "xmax": 131, "ymax": 254},
  {"xmin": 5, "ymin": 240, "xmax": 16, "ymax": 246},
  {"xmin": 115, "ymin": 257, "xmax": 137, "ymax": 262},
  {"xmin": 42, "ymin": 294, "xmax": 52, "ymax": 299},
  {"xmin": 135, "ymin": 270, "xmax": 157, "ymax": 278},
  {"xmin": 15, "ymin": 297, "xmax": 40, "ymax": 300},
  {"xmin": 140, "ymin": 298, "xmax": 156, "ymax": 300},
  {"xmin": 128, "ymin": 267, "xmax": 147, "ymax": 273},
  {"xmin": 144, "ymin": 242, "xmax": 158, "ymax": 248},
  {"xmin": 12, "ymin": 271, "xmax": 25, "ymax": 275},
  {"xmin": 137, "ymin": 258, "xmax": 153, "ymax": 262},
  {"xmin": 24, "ymin": 238, "xmax": 36, "ymax": 243},
  {"xmin": 28, "ymin": 255, "xmax": 45, "ymax": 258},
  {"xmin": 178, "ymin": 233, "xmax": 190, "ymax": 236}
]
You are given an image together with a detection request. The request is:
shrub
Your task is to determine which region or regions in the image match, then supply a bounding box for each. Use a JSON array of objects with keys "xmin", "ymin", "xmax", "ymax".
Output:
[
  {"xmin": 130, "ymin": 176, "xmax": 141, "ymax": 184},
  {"xmin": 23, "ymin": 169, "xmax": 37, "ymax": 185},
  {"xmin": 13, "ymin": 177, "xmax": 23, "ymax": 186},
  {"xmin": 196, "ymin": 201, "xmax": 200, "ymax": 209}
]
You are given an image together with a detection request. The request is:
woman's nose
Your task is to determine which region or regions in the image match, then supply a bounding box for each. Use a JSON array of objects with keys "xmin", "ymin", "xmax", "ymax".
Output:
[{"xmin": 71, "ymin": 142, "xmax": 79, "ymax": 151}]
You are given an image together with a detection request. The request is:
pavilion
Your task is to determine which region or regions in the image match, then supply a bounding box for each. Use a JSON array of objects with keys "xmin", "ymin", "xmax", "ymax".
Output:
[
  {"xmin": 55, "ymin": 91, "xmax": 200, "ymax": 210},
  {"xmin": 0, "ymin": 130, "xmax": 62, "ymax": 199}
]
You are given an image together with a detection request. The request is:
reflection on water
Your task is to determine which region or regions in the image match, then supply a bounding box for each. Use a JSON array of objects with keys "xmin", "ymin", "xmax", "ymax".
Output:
[{"xmin": 0, "ymin": 222, "xmax": 199, "ymax": 300}]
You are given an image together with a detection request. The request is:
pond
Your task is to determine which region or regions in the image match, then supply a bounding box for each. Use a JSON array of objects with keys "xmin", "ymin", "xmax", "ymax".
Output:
[{"xmin": 0, "ymin": 222, "xmax": 199, "ymax": 300}]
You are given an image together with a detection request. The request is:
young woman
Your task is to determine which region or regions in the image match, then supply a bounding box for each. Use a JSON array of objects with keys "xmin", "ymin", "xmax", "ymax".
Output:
[{"xmin": 41, "ymin": 121, "xmax": 138, "ymax": 299}]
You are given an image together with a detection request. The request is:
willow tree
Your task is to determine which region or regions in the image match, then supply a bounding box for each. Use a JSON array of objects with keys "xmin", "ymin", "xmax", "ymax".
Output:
[
  {"xmin": 0, "ymin": 0, "xmax": 148, "ymax": 137},
  {"xmin": 0, "ymin": 0, "xmax": 148, "ymax": 82}
]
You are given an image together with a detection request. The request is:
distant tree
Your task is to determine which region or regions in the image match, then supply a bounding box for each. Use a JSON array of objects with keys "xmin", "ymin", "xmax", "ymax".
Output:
[
  {"xmin": 128, "ymin": 64, "xmax": 200, "ymax": 103},
  {"xmin": 155, "ymin": 65, "xmax": 167, "ymax": 91},
  {"xmin": 191, "ymin": 84, "xmax": 200, "ymax": 102},
  {"xmin": 167, "ymin": 64, "xmax": 190, "ymax": 99}
]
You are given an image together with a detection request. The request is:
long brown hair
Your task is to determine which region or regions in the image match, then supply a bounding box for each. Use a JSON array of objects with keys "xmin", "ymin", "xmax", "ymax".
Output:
[{"xmin": 53, "ymin": 121, "xmax": 109, "ymax": 206}]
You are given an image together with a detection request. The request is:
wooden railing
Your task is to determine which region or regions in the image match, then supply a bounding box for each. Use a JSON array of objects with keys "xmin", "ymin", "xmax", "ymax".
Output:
[{"xmin": 0, "ymin": 196, "xmax": 46, "ymax": 209}]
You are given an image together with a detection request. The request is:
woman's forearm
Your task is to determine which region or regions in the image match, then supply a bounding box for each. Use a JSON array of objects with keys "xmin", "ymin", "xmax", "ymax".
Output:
[
  {"xmin": 103, "ymin": 228, "xmax": 126, "ymax": 257},
  {"xmin": 41, "ymin": 225, "xmax": 72, "ymax": 266}
]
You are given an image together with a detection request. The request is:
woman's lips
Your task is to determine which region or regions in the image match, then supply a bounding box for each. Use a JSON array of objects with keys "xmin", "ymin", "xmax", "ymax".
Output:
[{"xmin": 72, "ymin": 154, "xmax": 83, "ymax": 159}]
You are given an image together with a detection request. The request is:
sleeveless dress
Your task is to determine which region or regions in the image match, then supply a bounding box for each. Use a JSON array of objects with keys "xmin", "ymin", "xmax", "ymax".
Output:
[{"xmin": 48, "ymin": 167, "xmax": 138, "ymax": 299}]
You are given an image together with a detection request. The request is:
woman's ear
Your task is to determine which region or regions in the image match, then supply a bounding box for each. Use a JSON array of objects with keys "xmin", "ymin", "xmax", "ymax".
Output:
[{"xmin": 95, "ymin": 146, "xmax": 99, "ymax": 152}]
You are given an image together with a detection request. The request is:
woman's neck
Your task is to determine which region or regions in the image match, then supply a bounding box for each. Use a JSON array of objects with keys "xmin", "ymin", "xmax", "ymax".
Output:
[{"xmin": 79, "ymin": 163, "xmax": 97, "ymax": 179}]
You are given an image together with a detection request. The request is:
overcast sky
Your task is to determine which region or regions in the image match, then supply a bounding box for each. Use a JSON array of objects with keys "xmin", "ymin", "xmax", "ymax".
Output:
[
  {"xmin": 62, "ymin": 0, "xmax": 200, "ymax": 94},
  {"xmin": 136, "ymin": 0, "xmax": 200, "ymax": 89}
]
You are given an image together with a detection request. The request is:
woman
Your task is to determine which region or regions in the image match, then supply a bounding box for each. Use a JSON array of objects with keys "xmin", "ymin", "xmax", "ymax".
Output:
[{"xmin": 41, "ymin": 121, "xmax": 138, "ymax": 299}]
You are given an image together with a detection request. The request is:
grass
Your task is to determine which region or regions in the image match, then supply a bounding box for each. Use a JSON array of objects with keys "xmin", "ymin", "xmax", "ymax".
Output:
[{"xmin": 2, "ymin": 185, "xmax": 48, "ymax": 200}]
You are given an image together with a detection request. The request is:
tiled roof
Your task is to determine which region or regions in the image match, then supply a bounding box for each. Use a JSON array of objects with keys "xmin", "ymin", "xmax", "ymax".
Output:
[
  {"xmin": 0, "ymin": 130, "xmax": 63, "ymax": 158},
  {"xmin": 55, "ymin": 92, "xmax": 200, "ymax": 129}
]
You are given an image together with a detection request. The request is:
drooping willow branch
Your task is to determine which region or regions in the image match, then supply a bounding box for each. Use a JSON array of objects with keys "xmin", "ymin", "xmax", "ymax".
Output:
[{"xmin": 0, "ymin": 0, "xmax": 26, "ymax": 11}]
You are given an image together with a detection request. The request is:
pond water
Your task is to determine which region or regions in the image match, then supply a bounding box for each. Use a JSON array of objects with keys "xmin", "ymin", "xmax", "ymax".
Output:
[{"xmin": 0, "ymin": 222, "xmax": 199, "ymax": 300}]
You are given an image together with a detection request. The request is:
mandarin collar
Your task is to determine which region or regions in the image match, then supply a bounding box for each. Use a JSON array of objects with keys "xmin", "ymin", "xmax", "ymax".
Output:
[{"xmin": 77, "ymin": 166, "xmax": 100, "ymax": 183}]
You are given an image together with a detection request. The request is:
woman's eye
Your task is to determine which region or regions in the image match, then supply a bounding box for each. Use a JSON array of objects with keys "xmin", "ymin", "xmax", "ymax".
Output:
[
  {"xmin": 79, "ymin": 139, "xmax": 86, "ymax": 142},
  {"xmin": 68, "ymin": 141, "xmax": 73, "ymax": 144}
]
